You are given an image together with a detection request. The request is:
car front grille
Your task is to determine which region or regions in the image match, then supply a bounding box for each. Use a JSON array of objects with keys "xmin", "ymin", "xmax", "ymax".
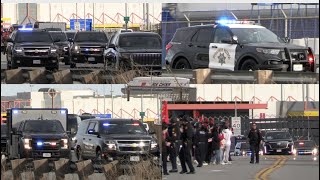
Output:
[
  {"xmin": 31, "ymin": 139, "xmax": 61, "ymax": 150},
  {"xmin": 116, "ymin": 140, "xmax": 150, "ymax": 152},
  {"xmin": 268, "ymin": 141, "xmax": 288, "ymax": 149},
  {"xmin": 23, "ymin": 47, "xmax": 50, "ymax": 56},
  {"xmin": 80, "ymin": 46, "xmax": 103, "ymax": 55},
  {"xmin": 130, "ymin": 53, "xmax": 162, "ymax": 66}
]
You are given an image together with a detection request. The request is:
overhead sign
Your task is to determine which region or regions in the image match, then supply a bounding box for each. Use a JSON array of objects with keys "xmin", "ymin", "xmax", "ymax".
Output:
[
  {"xmin": 74, "ymin": 22, "xmax": 80, "ymax": 31},
  {"xmin": 231, "ymin": 117, "xmax": 241, "ymax": 136},
  {"xmin": 124, "ymin": 16, "xmax": 130, "ymax": 23},
  {"xmin": 128, "ymin": 77, "xmax": 190, "ymax": 88},
  {"xmin": 70, "ymin": 19, "xmax": 92, "ymax": 31}
]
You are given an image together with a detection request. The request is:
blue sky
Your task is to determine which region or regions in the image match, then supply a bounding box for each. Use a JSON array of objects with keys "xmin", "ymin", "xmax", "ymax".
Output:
[{"xmin": 1, "ymin": 84, "xmax": 126, "ymax": 96}]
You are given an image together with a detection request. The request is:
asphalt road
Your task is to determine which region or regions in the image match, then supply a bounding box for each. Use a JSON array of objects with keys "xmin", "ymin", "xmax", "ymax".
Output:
[{"xmin": 162, "ymin": 155, "xmax": 319, "ymax": 180}]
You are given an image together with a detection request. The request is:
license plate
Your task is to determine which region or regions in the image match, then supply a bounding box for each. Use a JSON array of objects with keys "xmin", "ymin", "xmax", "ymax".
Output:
[
  {"xmin": 293, "ymin": 64, "xmax": 303, "ymax": 71},
  {"xmin": 130, "ymin": 156, "xmax": 140, "ymax": 162},
  {"xmin": 43, "ymin": 153, "xmax": 51, "ymax": 157},
  {"xmin": 88, "ymin": 57, "xmax": 95, "ymax": 62},
  {"xmin": 33, "ymin": 60, "xmax": 41, "ymax": 64},
  {"xmin": 276, "ymin": 149, "xmax": 282, "ymax": 153}
]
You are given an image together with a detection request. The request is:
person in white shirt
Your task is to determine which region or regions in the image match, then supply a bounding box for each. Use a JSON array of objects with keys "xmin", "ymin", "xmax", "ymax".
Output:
[{"xmin": 221, "ymin": 126, "xmax": 233, "ymax": 165}]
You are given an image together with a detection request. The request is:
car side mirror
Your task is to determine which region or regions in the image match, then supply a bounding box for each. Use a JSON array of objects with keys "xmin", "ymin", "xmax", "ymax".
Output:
[
  {"xmin": 71, "ymin": 128, "xmax": 76, "ymax": 134},
  {"xmin": 108, "ymin": 44, "xmax": 116, "ymax": 49},
  {"xmin": 7, "ymin": 38, "xmax": 13, "ymax": 43},
  {"xmin": 68, "ymin": 38, "xmax": 74, "ymax": 42}
]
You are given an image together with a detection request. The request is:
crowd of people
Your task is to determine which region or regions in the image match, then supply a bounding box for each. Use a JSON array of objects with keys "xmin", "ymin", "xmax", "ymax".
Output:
[{"xmin": 162, "ymin": 115, "xmax": 237, "ymax": 175}]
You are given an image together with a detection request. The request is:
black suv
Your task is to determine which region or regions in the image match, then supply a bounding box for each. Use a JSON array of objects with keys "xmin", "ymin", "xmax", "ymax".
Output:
[
  {"xmin": 49, "ymin": 31, "xmax": 71, "ymax": 65},
  {"xmin": 75, "ymin": 119, "xmax": 159, "ymax": 162},
  {"xmin": 70, "ymin": 31, "xmax": 108, "ymax": 68},
  {"xmin": 6, "ymin": 29, "xmax": 60, "ymax": 70},
  {"xmin": 263, "ymin": 131, "xmax": 294, "ymax": 155},
  {"xmin": 104, "ymin": 32, "xmax": 162, "ymax": 72},
  {"xmin": 13, "ymin": 120, "xmax": 71, "ymax": 159},
  {"xmin": 165, "ymin": 22, "xmax": 316, "ymax": 72}
]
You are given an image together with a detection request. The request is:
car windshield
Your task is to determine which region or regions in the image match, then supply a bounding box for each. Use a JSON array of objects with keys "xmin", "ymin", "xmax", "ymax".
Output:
[
  {"xmin": 15, "ymin": 31, "xmax": 53, "ymax": 43},
  {"xmin": 119, "ymin": 35, "xmax": 161, "ymax": 49},
  {"xmin": 74, "ymin": 32, "xmax": 108, "ymax": 42},
  {"xmin": 294, "ymin": 141, "xmax": 316, "ymax": 148},
  {"xmin": 49, "ymin": 32, "xmax": 67, "ymax": 41},
  {"xmin": 99, "ymin": 121, "xmax": 147, "ymax": 135},
  {"xmin": 265, "ymin": 132, "xmax": 292, "ymax": 140},
  {"xmin": 23, "ymin": 120, "xmax": 64, "ymax": 133},
  {"xmin": 230, "ymin": 28, "xmax": 284, "ymax": 44}
]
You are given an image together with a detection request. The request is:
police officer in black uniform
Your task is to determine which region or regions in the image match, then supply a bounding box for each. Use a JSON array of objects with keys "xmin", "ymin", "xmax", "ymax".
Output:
[
  {"xmin": 162, "ymin": 122, "xmax": 169, "ymax": 175},
  {"xmin": 167, "ymin": 117, "xmax": 181, "ymax": 173},
  {"xmin": 194, "ymin": 122, "xmax": 209, "ymax": 167},
  {"xmin": 248, "ymin": 123, "xmax": 262, "ymax": 164},
  {"xmin": 179, "ymin": 115, "xmax": 195, "ymax": 174}
]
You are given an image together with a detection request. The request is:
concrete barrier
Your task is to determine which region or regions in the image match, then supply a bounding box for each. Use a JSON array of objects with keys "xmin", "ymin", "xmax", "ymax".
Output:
[
  {"xmin": 193, "ymin": 68, "xmax": 212, "ymax": 84},
  {"xmin": 28, "ymin": 69, "xmax": 49, "ymax": 84},
  {"xmin": 53, "ymin": 158, "xmax": 70, "ymax": 179},
  {"xmin": 40, "ymin": 172, "xmax": 56, "ymax": 180},
  {"xmin": 1, "ymin": 170, "xmax": 14, "ymax": 180},
  {"xmin": 20, "ymin": 171, "xmax": 35, "ymax": 180},
  {"xmin": 11, "ymin": 158, "xmax": 27, "ymax": 179},
  {"xmin": 254, "ymin": 70, "xmax": 274, "ymax": 84},
  {"xmin": 64, "ymin": 173, "xmax": 79, "ymax": 180},
  {"xmin": 33, "ymin": 159, "xmax": 49, "ymax": 178},
  {"xmin": 75, "ymin": 160, "xmax": 94, "ymax": 179},
  {"xmin": 88, "ymin": 173, "xmax": 107, "ymax": 180},
  {"xmin": 81, "ymin": 70, "xmax": 104, "ymax": 84},
  {"xmin": 5, "ymin": 69, "xmax": 25, "ymax": 84},
  {"xmin": 1, "ymin": 157, "xmax": 8, "ymax": 172},
  {"xmin": 52, "ymin": 69, "xmax": 73, "ymax": 84},
  {"xmin": 112, "ymin": 70, "xmax": 137, "ymax": 84}
]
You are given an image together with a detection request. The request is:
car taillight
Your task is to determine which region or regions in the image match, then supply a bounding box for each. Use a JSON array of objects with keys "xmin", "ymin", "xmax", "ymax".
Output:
[
  {"xmin": 166, "ymin": 43, "xmax": 173, "ymax": 53},
  {"xmin": 307, "ymin": 47, "xmax": 315, "ymax": 63}
]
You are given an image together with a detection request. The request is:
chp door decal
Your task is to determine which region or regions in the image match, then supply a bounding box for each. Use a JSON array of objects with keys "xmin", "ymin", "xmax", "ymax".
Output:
[{"xmin": 208, "ymin": 44, "xmax": 237, "ymax": 71}]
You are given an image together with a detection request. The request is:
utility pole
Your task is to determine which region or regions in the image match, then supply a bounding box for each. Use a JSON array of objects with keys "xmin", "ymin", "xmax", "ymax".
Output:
[{"xmin": 146, "ymin": 3, "xmax": 149, "ymax": 31}]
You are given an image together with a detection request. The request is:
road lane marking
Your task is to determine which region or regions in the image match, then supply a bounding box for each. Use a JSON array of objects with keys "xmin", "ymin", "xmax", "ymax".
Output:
[{"xmin": 255, "ymin": 155, "xmax": 288, "ymax": 180}]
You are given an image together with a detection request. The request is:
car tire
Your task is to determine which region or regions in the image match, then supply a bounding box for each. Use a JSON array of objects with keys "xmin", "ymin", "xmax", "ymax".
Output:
[
  {"xmin": 240, "ymin": 59, "xmax": 258, "ymax": 71},
  {"xmin": 174, "ymin": 58, "xmax": 191, "ymax": 69},
  {"xmin": 76, "ymin": 147, "xmax": 83, "ymax": 161}
]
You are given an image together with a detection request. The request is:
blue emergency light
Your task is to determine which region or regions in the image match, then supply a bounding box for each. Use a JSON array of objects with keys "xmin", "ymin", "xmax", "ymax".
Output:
[
  {"xmin": 103, "ymin": 123, "xmax": 110, "ymax": 127},
  {"xmin": 216, "ymin": 17, "xmax": 255, "ymax": 25},
  {"xmin": 18, "ymin": 27, "xmax": 33, "ymax": 31},
  {"xmin": 13, "ymin": 110, "xmax": 18, "ymax": 114},
  {"xmin": 37, "ymin": 141, "xmax": 43, "ymax": 146},
  {"xmin": 60, "ymin": 110, "xmax": 66, "ymax": 114}
]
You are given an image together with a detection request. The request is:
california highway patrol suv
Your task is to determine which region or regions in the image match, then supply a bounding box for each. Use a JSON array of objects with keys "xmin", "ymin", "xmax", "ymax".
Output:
[
  {"xmin": 166, "ymin": 20, "xmax": 316, "ymax": 72},
  {"xmin": 6, "ymin": 28, "xmax": 60, "ymax": 70},
  {"xmin": 75, "ymin": 118, "xmax": 159, "ymax": 162}
]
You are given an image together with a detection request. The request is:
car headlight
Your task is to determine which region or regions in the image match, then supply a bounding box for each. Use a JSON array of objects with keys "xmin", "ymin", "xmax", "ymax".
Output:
[
  {"xmin": 73, "ymin": 45, "xmax": 79, "ymax": 51},
  {"xmin": 256, "ymin": 48, "xmax": 281, "ymax": 55},
  {"xmin": 151, "ymin": 140, "xmax": 158, "ymax": 150},
  {"xmin": 105, "ymin": 140, "xmax": 117, "ymax": 150},
  {"xmin": 313, "ymin": 148, "xmax": 318, "ymax": 155},
  {"xmin": 50, "ymin": 47, "xmax": 57, "ymax": 53},
  {"xmin": 61, "ymin": 138, "xmax": 68, "ymax": 149},
  {"xmin": 14, "ymin": 47, "xmax": 23, "ymax": 53},
  {"xmin": 23, "ymin": 138, "xmax": 32, "ymax": 149}
]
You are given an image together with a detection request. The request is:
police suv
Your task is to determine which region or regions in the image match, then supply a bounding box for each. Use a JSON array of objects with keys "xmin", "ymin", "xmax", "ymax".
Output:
[{"xmin": 166, "ymin": 20, "xmax": 316, "ymax": 72}]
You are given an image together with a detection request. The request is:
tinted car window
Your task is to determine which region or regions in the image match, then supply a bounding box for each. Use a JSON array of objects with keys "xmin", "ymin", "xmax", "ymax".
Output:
[
  {"xmin": 74, "ymin": 32, "xmax": 108, "ymax": 42},
  {"xmin": 49, "ymin": 32, "xmax": 67, "ymax": 41},
  {"xmin": 196, "ymin": 28, "xmax": 213, "ymax": 43},
  {"xmin": 23, "ymin": 120, "xmax": 64, "ymax": 133},
  {"xmin": 15, "ymin": 31, "xmax": 53, "ymax": 43},
  {"xmin": 66, "ymin": 32, "xmax": 76, "ymax": 39},
  {"xmin": 265, "ymin": 132, "xmax": 292, "ymax": 140},
  {"xmin": 87, "ymin": 122, "xmax": 96, "ymax": 132},
  {"xmin": 99, "ymin": 121, "xmax": 147, "ymax": 135},
  {"xmin": 230, "ymin": 28, "xmax": 284, "ymax": 44},
  {"xmin": 172, "ymin": 29, "xmax": 195, "ymax": 42},
  {"xmin": 213, "ymin": 28, "xmax": 232, "ymax": 43},
  {"xmin": 119, "ymin": 35, "xmax": 161, "ymax": 49}
]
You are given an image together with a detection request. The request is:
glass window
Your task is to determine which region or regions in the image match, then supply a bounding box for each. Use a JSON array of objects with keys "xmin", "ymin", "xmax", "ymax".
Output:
[
  {"xmin": 230, "ymin": 28, "xmax": 284, "ymax": 44},
  {"xmin": 87, "ymin": 122, "xmax": 96, "ymax": 133},
  {"xmin": 119, "ymin": 35, "xmax": 161, "ymax": 49},
  {"xmin": 23, "ymin": 120, "xmax": 64, "ymax": 133},
  {"xmin": 213, "ymin": 28, "xmax": 232, "ymax": 43},
  {"xmin": 196, "ymin": 28, "xmax": 213, "ymax": 43}
]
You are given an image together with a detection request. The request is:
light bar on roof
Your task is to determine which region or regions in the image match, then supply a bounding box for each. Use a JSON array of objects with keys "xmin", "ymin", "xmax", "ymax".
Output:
[
  {"xmin": 18, "ymin": 27, "xmax": 33, "ymax": 31},
  {"xmin": 216, "ymin": 20, "xmax": 255, "ymax": 25}
]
